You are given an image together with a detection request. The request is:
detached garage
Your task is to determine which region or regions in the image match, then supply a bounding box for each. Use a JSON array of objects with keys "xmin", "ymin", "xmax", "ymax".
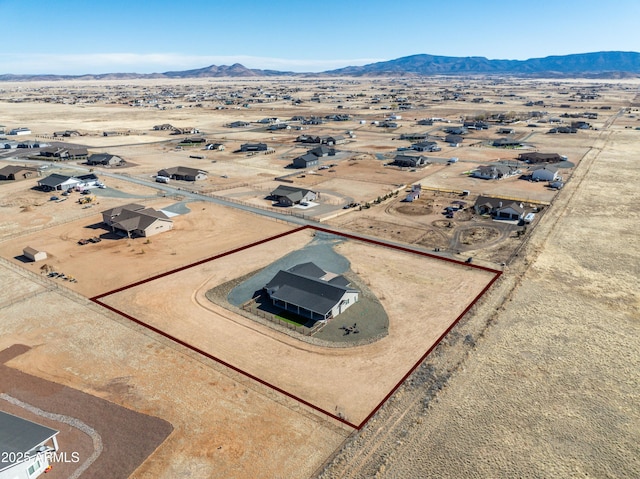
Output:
[{"xmin": 23, "ymin": 246, "xmax": 47, "ymax": 262}]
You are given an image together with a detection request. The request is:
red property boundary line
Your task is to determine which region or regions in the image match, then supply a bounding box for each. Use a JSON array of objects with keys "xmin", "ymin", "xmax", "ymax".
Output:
[{"xmin": 91, "ymin": 225, "xmax": 502, "ymax": 430}]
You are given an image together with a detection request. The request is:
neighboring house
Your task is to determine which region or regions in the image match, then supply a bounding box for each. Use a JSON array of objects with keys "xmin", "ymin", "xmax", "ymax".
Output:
[
  {"xmin": 264, "ymin": 262, "xmax": 359, "ymax": 322},
  {"xmin": 37, "ymin": 173, "xmax": 82, "ymax": 191},
  {"xmin": 411, "ymin": 141, "xmax": 440, "ymax": 152},
  {"xmin": 102, "ymin": 204, "xmax": 173, "ymax": 238},
  {"xmin": 86, "ymin": 153, "xmax": 124, "ymax": 166},
  {"xmin": 464, "ymin": 121, "xmax": 490, "ymax": 130},
  {"xmin": 205, "ymin": 143, "xmax": 225, "ymax": 151},
  {"xmin": 307, "ymin": 145, "xmax": 335, "ymax": 157},
  {"xmin": 518, "ymin": 152, "xmax": 564, "ymax": 164},
  {"xmin": 39, "ymin": 147, "xmax": 88, "ymax": 160},
  {"xmin": 321, "ymin": 135, "xmax": 346, "ymax": 145},
  {"xmin": 23, "ymin": 246, "xmax": 47, "ymax": 262},
  {"xmin": 473, "ymin": 164, "xmax": 517, "ymax": 180},
  {"xmin": 445, "ymin": 134, "xmax": 463, "ymax": 146},
  {"xmin": 571, "ymin": 121, "xmax": 591, "ymax": 130},
  {"xmin": 53, "ymin": 130, "xmax": 81, "ymax": 137},
  {"xmin": 9, "ymin": 127, "xmax": 31, "ymax": 135},
  {"xmin": 157, "ymin": 166, "xmax": 207, "ymax": 181},
  {"xmin": 292, "ymin": 153, "xmax": 319, "ymax": 169},
  {"xmin": 226, "ymin": 121, "xmax": 250, "ymax": 128},
  {"xmin": 392, "ymin": 154, "xmax": 429, "ymax": 168},
  {"xmin": 530, "ymin": 165, "xmax": 560, "ymax": 182},
  {"xmin": 492, "ymin": 137, "xmax": 522, "ymax": 148},
  {"xmin": 178, "ymin": 137, "xmax": 207, "ymax": 146},
  {"xmin": 474, "ymin": 195, "xmax": 526, "ymax": 221},
  {"xmin": 0, "ymin": 165, "xmax": 39, "ymax": 181},
  {"xmin": 0, "ymin": 411, "xmax": 59, "ymax": 479},
  {"xmin": 269, "ymin": 185, "xmax": 317, "ymax": 206},
  {"xmin": 296, "ymin": 135, "xmax": 321, "ymax": 144},
  {"xmin": 240, "ymin": 143, "xmax": 268, "ymax": 152},
  {"xmin": 267, "ymin": 123, "xmax": 290, "ymax": 131},
  {"xmin": 17, "ymin": 141, "xmax": 44, "ymax": 149},
  {"xmin": 400, "ymin": 132, "xmax": 429, "ymax": 141},
  {"xmin": 403, "ymin": 184, "xmax": 421, "ymax": 202},
  {"xmin": 498, "ymin": 127, "xmax": 515, "ymax": 134},
  {"xmin": 37, "ymin": 173, "xmax": 99, "ymax": 191},
  {"xmin": 443, "ymin": 126, "xmax": 468, "ymax": 135}
]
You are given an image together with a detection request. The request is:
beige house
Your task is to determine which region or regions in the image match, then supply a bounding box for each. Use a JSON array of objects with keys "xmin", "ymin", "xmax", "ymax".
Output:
[{"xmin": 102, "ymin": 204, "xmax": 173, "ymax": 238}]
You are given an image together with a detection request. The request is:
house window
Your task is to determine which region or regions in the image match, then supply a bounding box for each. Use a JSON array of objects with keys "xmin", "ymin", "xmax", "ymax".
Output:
[{"xmin": 28, "ymin": 460, "xmax": 41, "ymax": 476}]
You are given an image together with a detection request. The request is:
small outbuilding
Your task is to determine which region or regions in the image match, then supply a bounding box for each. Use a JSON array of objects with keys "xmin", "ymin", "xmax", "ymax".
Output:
[{"xmin": 23, "ymin": 246, "xmax": 47, "ymax": 262}]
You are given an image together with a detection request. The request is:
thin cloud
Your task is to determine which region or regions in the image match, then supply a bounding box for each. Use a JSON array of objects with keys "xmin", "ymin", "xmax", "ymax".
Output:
[{"xmin": 0, "ymin": 53, "xmax": 383, "ymax": 75}]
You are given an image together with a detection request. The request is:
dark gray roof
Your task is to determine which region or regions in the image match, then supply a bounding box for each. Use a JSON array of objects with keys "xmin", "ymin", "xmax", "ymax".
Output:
[
  {"xmin": 158, "ymin": 166, "xmax": 206, "ymax": 177},
  {"xmin": 0, "ymin": 411, "xmax": 58, "ymax": 468},
  {"xmin": 37, "ymin": 173, "xmax": 76, "ymax": 187},
  {"xmin": 265, "ymin": 264, "xmax": 356, "ymax": 316},
  {"xmin": 270, "ymin": 185, "xmax": 314, "ymax": 198}
]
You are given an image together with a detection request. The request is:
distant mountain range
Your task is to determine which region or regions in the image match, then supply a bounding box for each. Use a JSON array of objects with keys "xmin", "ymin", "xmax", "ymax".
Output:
[{"xmin": 1, "ymin": 51, "xmax": 639, "ymax": 81}]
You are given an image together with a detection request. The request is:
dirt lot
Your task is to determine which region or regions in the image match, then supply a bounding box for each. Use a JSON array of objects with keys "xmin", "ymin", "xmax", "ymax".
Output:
[
  {"xmin": 98, "ymin": 228, "xmax": 496, "ymax": 426},
  {"xmin": 0, "ymin": 201, "xmax": 293, "ymax": 297}
]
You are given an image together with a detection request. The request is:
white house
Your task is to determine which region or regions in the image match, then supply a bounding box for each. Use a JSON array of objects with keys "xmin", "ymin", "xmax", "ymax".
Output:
[
  {"xmin": 9, "ymin": 127, "xmax": 32, "ymax": 136},
  {"xmin": 0, "ymin": 411, "xmax": 59, "ymax": 479},
  {"xmin": 531, "ymin": 165, "xmax": 560, "ymax": 182}
]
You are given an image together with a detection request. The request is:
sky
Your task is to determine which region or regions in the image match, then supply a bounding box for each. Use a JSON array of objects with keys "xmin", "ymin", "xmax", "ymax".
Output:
[{"xmin": 1, "ymin": 0, "xmax": 639, "ymax": 75}]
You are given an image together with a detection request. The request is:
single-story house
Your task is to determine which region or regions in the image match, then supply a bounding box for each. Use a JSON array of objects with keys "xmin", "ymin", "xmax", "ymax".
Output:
[
  {"xmin": 411, "ymin": 141, "xmax": 440, "ymax": 152},
  {"xmin": 296, "ymin": 135, "xmax": 321, "ymax": 144},
  {"xmin": 445, "ymin": 134, "xmax": 464, "ymax": 147},
  {"xmin": 531, "ymin": 165, "xmax": 560, "ymax": 182},
  {"xmin": 269, "ymin": 185, "xmax": 317, "ymax": 206},
  {"xmin": 498, "ymin": 127, "xmax": 515, "ymax": 134},
  {"xmin": 293, "ymin": 153, "xmax": 319, "ymax": 168},
  {"xmin": 0, "ymin": 411, "xmax": 59, "ymax": 479},
  {"xmin": 23, "ymin": 246, "xmax": 47, "ymax": 262},
  {"xmin": 157, "ymin": 166, "xmax": 207, "ymax": 181},
  {"xmin": 474, "ymin": 195, "xmax": 525, "ymax": 221},
  {"xmin": 205, "ymin": 143, "xmax": 225, "ymax": 151},
  {"xmin": 227, "ymin": 121, "xmax": 250, "ymax": 128},
  {"xmin": 0, "ymin": 165, "xmax": 39, "ymax": 181},
  {"xmin": 307, "ymin": 145, "xmax": 335, "ymax": 157},
  {"xmin": 86, "ymin": 153, "xmax": 124, "ymax": 166},
  {"xmin": 518, "ymin": 152, "xmax": 564, "ymax": 164},
  {"xmin": 264, "ymin": 262, "xmax": 359, "ymax": 322},
  {"xmin": 37, "ymin": 173, "xmax": 100, "ymax": 191},
  {"xmin": 53, "ymin": 130, "xmax": 81, "ymax": 137},
  {"xmin": 267, "ymin": 123, "xmax": 290, "ymax": 131},
  {"xmin": 443, "ymin": 126, "xmax": 468, "ymax": 135},
  {"xmin": 392, "ymin": 154, "xmax": 429, "ymax": 168},
  {"xmin": 9, "ymin": 127, "xmax": 31, "ymax": 135},
  {"xmin": 492, "ymin": 138, "xmax": 522, "ymax": 148},
  {"xmin": 39, "ymin": 147, "xmax": 88, "ymax": 160},
  {"xmin": 240, "ymin": 143, "xmax": 268, "ymax": 152},
  {"xmin": 400, "ymin": 132, "xmax": 429, "ymax": 141},
  {"xmin": 473, "ymin": 164, "xmax": 517, "ymax": 180},
  {"xmin": 292, "ymin": 153, "xmax": 319, "ymax": 169},
  {"xmin": 37, "ymin": 173, "xmax": 82, "ymax": 191},
  {"xmin": 102, "ymin": 204, "xmax": 173, "ymax": 238},
  {"xmin": 320, "ymin": 135, "xmax": 346, "ymax": 145}
]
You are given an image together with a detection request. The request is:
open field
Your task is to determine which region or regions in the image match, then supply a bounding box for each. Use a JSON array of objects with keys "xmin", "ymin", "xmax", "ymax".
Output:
[
  {"xmin": 97, "ymin": 227, "xmax": 497, "ymax": 426},
  {"xmin": 0, "ymin": 77, "xmax": 638, "ymax": 478}
]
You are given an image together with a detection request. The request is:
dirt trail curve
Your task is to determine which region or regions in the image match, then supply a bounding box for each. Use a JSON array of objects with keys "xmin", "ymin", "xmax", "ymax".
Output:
[{"xmin": 315, "ymin": 127, "xmax": 614, "ymax": 478}]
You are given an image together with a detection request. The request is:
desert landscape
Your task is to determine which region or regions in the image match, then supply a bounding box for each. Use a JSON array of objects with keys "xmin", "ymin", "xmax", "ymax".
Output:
[{"xmin": 1, "ymin": 75, "xmax": 638, "ymax": 478}]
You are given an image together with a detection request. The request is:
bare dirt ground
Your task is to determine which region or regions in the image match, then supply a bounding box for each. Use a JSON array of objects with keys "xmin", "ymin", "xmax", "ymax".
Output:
[
  {"xmin": 98, "ymin": 228, "xmax": 495, "ymax": 426},
  {"xmin": 318, "ymin": 103, "xmax": 640, "ymax": 479},
  {"xmin": 0, "ymin": 201, "xmax": 293, "ymax": 297}
]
